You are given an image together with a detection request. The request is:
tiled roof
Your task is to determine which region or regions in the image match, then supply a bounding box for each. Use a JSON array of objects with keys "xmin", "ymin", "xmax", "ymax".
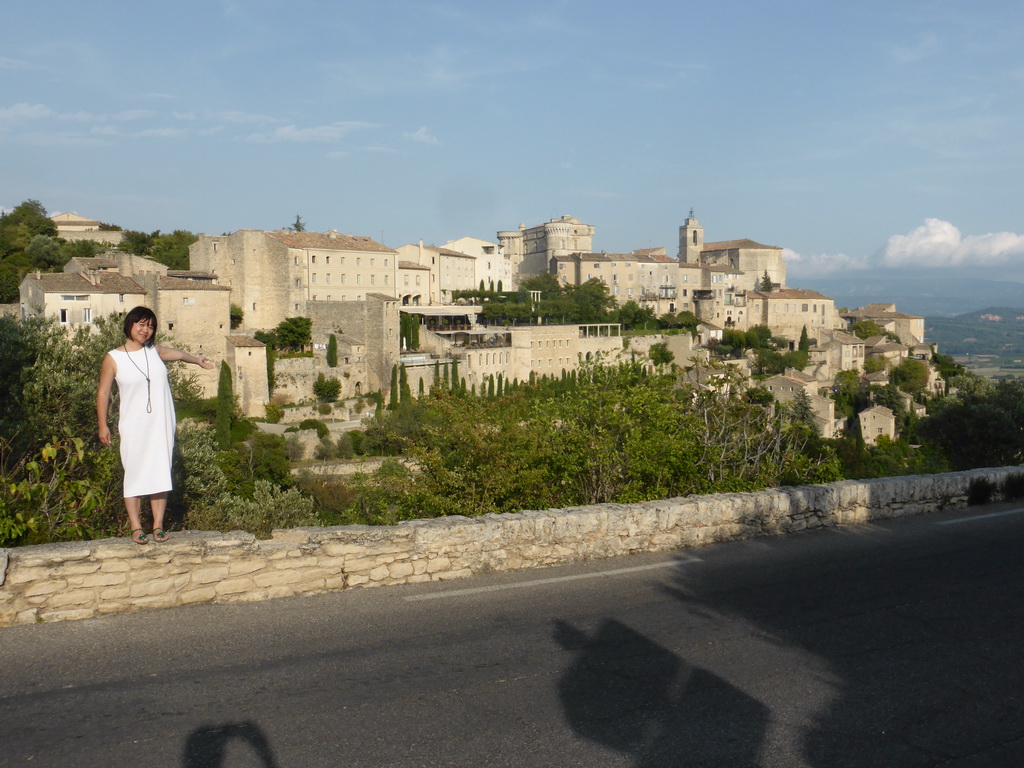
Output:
[
  {"xmin": 158, "ymin": 276, "xmax": 231, "ymax": 291},
  {"xmin": 398, "ymin": 261, "xmax": 431, "ymax": 271},
  {"xmin": 23, "ymin": 271, "xmax": 146, "ymax": 295},
  {"xmin": 748, "ymin": 288, "xmax": 833, "ymax": 300},
  {"xmin": 167, "ymin": 270, "xmax": 217, "ymax": 279},
  {"xmin": 266, "ymin": 230, "xmax": 394, "ymax": 253},
  {"xmin": 703, "ymin": 238, "xmax": 781, "ymax": 251},
  {"xmin": 227, "ymin": 336, "xmax": 265, "ymax": 348},
  {"xmin": 69, "ymin": 257, "xmax": 118, "ymax": 270}
]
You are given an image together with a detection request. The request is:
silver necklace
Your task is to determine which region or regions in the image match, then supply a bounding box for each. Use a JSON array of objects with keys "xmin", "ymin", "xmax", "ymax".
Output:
[{"xmin": 123, "ymin": 345, "xmax": 153, "ymax": 413}]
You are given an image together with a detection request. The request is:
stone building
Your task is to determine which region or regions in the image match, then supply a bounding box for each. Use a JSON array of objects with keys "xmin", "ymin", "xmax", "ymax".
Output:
[
  {"xmin": 50, "ymin": 212, "xmax": 124, "ymax": 246},
  {"xmin": 841, "ymin": 304, "xmax": 925, "ymax": 345},
  {"xmin": 677, "ymin": 213, "xmax": 786, "ymax": 291},
  {"xmin": 189, "ymin": 229, "xmax": 398, "ymax": 331},
  {"xmin": 498, "ymin": 215, "xmax": 595, "ymax": 276},
  {"xmin": 442, "ymin": 236, "xmax": 513, "ymax": 292},
  {"xmin": 741, "ymin": 289, "xmax": 836, "ymax": 342},
  {"xmin": 19, "ymin": 270, "xmax": 145, "ymax": 325},
  {"xmin": 858, "ymin": 405, "xmax": 896, "ymax": 447}
]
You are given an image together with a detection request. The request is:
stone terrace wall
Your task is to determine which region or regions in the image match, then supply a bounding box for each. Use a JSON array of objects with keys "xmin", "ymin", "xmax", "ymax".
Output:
[{"xmin": 1, "ymin": 466, "xmax": 1020, "ymax": 627}]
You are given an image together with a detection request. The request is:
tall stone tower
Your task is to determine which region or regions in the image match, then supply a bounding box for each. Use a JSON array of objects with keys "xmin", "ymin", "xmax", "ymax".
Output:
[{"xmin": 678, "ymin": 210, "xmax": 704, "ymax": 263}]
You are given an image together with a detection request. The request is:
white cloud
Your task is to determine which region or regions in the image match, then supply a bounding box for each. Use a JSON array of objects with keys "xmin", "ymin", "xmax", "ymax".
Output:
[
  {"xmin": 782, "ymin": 247, "xmax": 870, "ymax": 276},
  {"xmin": 245, "ymin": 121, "xmax": 374, "ymax": 143},
  {"xmin": 883, "ymin": 218, "xmax": 1024, "ymax": 268},
  {"xmin": 405, "ymin": 126, "xmax": 439, "ymax": 145},
  {"xmin": 215, "ymin": 110, "xmax": 279, "ymax": 124},
  {"xmin": 0, "ymin": 103, "xmax": 55, "ymax": 121}
]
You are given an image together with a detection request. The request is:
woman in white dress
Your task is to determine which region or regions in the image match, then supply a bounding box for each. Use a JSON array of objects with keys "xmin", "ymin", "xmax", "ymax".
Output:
[{"xmin": 96, "ymin": 306, "xmax": 214, "ymax": 544}]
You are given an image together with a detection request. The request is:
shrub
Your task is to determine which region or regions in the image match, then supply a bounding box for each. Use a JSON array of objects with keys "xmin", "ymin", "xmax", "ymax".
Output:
[
  {"xmin": 967, "ymin": 477, "xmax": 997, "ymax": 506},
  {"xmin": 348, "ymin": 430, "xmax": 364, "ymax": 456},
  {"xmin": 285, "ymin": 434, "xmax": 305, "ymax": 461},
  {"xmin": 264, "ymin": 403, "xmax": 283, "ymax": 423},
  {"xmin": 298, "ymin": 418, "xmax": 330, "ymax": 440},
  {"xmin": 1001, "ymin": 472, "xmax": 1024, "ymax": 501},
  {"xmin": 314, "ymin": 438, "xmax": 337, "ymax": 461},
  {"xmin": 336, "ymin": 432, "xmax": 355, "ymax": 459},
  {"xmin": 184, "ymin": 480, "xmax": 317, "ymax": 538},
  {"xmin": 317, "ymin": 402, "xmax": 332, "ymax": 415},
  {"xmin": 313, "ymin": 373, "xmax": 341, "ymax": 402}
]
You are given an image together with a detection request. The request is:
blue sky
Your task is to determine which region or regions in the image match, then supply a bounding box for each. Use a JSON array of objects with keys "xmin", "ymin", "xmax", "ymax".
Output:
[{"xmin": 2, "ymin": 0, "xmax": 1024, "ymax": 286}]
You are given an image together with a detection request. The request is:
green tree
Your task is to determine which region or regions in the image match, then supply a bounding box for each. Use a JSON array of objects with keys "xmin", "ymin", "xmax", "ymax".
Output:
[
  {"xmin": 26, "ymin": 235, "xmax": 65, "ymax": 270},
  {"xmin": 313, "ymin": 372, "xmax": 341, "ymax": 402},
  {"xmin": 618, "ymin": 300, "xmax": 656, "ymax": 330},
  {"xmin": 798, "ymin": 326, "xmax": 810, "ymax": 352},
  {"xmin": 891, "ymin": 357, "xmax": 929, "ymax": 396},
  {"xmin": 389, "ymin": 365, "xmax": 399, "ymax": 409},
  {"xmin": 293, "ymin": 215, "xmax": 306, "ymax": 232},
  {"xmin": 850, "ymin": 319, "xmax": 883, "ymax": 340},
  {"xmin": 274, "ymin": 317, "xmax": 312, "ymax": 352},
  {"xmin": 0, "ymin": 200, "xmax": 57, "ymax": 259},
  {"xmin": 450, "ymin": 359, "xmax": 459, "ymax": 394},
  {"xmin": 230, "ymin": 304, "xmax": 244, "ymax": 330},
  {"xmin": 215, "ymin": 361, "xmax": 233, "ymax": 450},
  {"xmin": 759, "ymin": 271, "xmax": 773, "ymax": 292},
  {"xmin": 400, "ymin": 364, "xmax": 411, "ymax": 402},
  {"xmin": 649, "ymin": 342, "xmax": 674, "ymax": 369},
  {"xmin": 918, "ymin": 378, "xmax": 1024, "ymax": 469},
  {"xmin": 326, "ymin": 334, "xmax": 338, "ymax": 367}
]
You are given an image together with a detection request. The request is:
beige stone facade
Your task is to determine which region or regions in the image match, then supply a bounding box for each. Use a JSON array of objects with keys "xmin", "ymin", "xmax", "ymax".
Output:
[
  {"xmin": 842, "ymin": 304, "xmax": 925, "ymax": 345},
  {"xmin": 442, "ymin": 236, "xmax": 513, "ymax": 291},
  {"xmin": 189, "ymin": 229, "xmax": 398, "ymax": 332},
  {"xmin": 227, "ymin": 336, "xmax": 270, "ymax": 417},
  {"xmin": 50, "ymin": 212, "xmax": 124, "ymax": 245},
  {"xmin": 741, "ymin": 289, "xmax": 837, "ymax": 342},
  {"xmin": 19, "ymin": 270, "xmax": 145, "ymax": 325},
  {"xmin": 858, "ymin": 405, "xmax": 896, "ymax": 446},
  {"xmin": 498, "ymin": 215, "xmax": 595, "ymax": 276}
]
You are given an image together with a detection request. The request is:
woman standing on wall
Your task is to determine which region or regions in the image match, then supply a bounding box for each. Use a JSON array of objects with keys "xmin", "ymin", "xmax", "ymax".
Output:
[{"xmin": 96, "ymin": 306, "xmax": 215, "ymax": 544}]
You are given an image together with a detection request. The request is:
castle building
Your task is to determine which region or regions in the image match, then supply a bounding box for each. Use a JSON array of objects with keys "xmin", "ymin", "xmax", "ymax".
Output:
[
  {"xmin": 189, "ymin": 229, "xmax": 398, "ymax": 332},
  {"xmin": 498, "ymin": 215, "xmax": 595, "ymax": 276}
]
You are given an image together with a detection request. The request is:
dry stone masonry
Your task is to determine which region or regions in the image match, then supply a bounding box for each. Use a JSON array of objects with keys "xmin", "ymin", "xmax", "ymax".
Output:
[{"xmin": 1, "ymin": 466, "xmax": 1019, "ymax": 627}]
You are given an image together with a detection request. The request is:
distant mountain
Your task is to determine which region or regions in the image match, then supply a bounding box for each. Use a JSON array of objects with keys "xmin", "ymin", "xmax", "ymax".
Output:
[
  {"xmin": 794, "ymin": 272, "xmax": 1024, "ymax": 317},
  {"xmin": 924, "ymin": 306, "xmax": 1024, "ymax": 358}
]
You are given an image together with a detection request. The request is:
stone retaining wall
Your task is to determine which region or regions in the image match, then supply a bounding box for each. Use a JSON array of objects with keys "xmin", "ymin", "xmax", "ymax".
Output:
[{"xmin": 1, "ymin": 467, "xmax": 1019, "ymax": 627}]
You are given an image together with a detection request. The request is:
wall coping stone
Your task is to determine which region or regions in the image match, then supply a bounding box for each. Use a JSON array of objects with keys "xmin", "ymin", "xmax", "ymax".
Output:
[{"xmin": 1, "ymin": 466, "xmax": 1021, "ymax": 626}]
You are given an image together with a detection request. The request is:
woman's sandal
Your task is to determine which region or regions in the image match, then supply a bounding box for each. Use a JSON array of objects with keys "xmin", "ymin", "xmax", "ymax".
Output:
[
  {"xmin": 152, "ymin": 528, "xmax": 169, "ymax": 543},
  {"xmin": 131, "ymin": 528, "xmax": 149, "ymax": 545}
]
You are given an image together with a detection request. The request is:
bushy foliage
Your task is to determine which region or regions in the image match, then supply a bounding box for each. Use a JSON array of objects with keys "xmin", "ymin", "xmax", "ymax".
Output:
[
  {"xmin": 185, "ymin": 480, "xmax": 317, "ymax": 538},
  {"xmin": 313, "ymin": 372, "xmax": 341, "ymax": 402},
  {"xmin": 918, "ymin": 376, "xmax": 1024, "ymax": 469},
  {"xmin": 298, "ymin": 418, "xmax": 330, "ymax": 440}
]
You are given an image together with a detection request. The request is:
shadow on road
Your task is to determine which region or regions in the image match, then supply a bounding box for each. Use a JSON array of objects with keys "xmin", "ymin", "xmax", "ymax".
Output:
[
  {"xmin": 555, "ymin": 618, "xmax": 768, "ymax": 767},
  {"xmin": 183, "ymin": 721, "xmax": 280, "ymax": 768}
]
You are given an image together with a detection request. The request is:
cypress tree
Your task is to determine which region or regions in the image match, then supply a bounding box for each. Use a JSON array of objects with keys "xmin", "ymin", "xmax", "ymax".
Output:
[
  {"xmin": 418, "ymin": 378, "xmax": 424, "ymax": 396},
  {"xmin": 497, "ymin": 372, "xmax": 504, "ymax": 396},
  {"xmin": 487, "ymin": 375, "xmax": 495, "ymax": 398},
  {"xmin": 451, "ymin": 359, "xmax": 460, "ymax": 393},
  {"xmin": 326, "ymin": 334, "xmax": 338, "ymax": 367},
  {"xmin": 389, "ymin": 365, "xmax": 399, "ymax": 409},
  {"xmin": 400, "ymin": 364, "xmax": 411, "ymax": 402},
  {"xmin": 215, "ymin": 361, "xmax": 233, "ymax": 450},
  {"xmin": 433, "ymin": 360, "xmax": 440, "ymax": 392}
]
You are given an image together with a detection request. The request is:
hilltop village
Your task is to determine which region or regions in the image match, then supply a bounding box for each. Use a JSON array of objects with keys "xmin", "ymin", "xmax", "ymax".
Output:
[{"xmin": 18, "ymin": 210, "xmax": 936, "ymax": 447}]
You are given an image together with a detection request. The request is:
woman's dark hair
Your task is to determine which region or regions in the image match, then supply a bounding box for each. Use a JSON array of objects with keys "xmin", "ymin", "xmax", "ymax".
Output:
[{"xmin": 123, "ymin": 306, "xmax": 158, "ymax": 347}]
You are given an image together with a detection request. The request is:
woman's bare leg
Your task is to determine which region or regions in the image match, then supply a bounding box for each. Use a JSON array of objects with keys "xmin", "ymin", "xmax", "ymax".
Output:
[{"xmin": 125, "ymin": 496, "xmax": 146, "ymax": 542}]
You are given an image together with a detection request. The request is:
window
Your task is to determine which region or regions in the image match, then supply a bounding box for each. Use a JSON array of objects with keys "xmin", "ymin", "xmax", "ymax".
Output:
[
  {"xmin": 802, "ymin": 304, "xmax": 808, "ymax": 312},
  {"xmin": 168, "ymin": 322, "xmax": 174, "ymax": 330},
  {"xmin": 326, "ymin": 256, "xmax": 330, "ymax": 264},
  {"xmin": 312, "ymin": 273, "xmax": 317, "ymax": 283},
  {"xmin": 326, "ymin": 274, "xmax": 331, "ymax": 284},
  {"xmin": 182, "ymin": 297, "xmax": 195, "ymax": 306},
  {"xmin": 384, "ymin": 259, "xmax": 388, "ymax": 267},
  {"xmin": 370, "ymin": 275, "xmax": 375, "ymax": 284},
  {"xmin": 83, "ymin": 307, "xmax": 92, "ymax": 323},
  {"xmin": 311, "ymin": 255, "xmax": 317, "ymax": 264},
  {"xmin": 356, "ymin": 275, "xmax": 361, "ymax": 284}
]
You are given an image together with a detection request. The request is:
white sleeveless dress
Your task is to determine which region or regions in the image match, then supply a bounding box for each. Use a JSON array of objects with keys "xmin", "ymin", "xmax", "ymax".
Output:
[{"xmin": 108, "ymin": 346, "xmax": 176, "ymax": 497}]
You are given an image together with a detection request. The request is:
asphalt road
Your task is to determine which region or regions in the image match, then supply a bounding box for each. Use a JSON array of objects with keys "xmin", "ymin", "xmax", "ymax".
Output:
[{"xmin": 3, "ymin": 502, "xmax": 1024, "ymax": 767}]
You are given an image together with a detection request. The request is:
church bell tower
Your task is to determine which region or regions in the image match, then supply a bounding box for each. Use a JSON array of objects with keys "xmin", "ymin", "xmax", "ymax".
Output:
[{"xmin": 678, "ymin": 209, "xmax": 704, "ymax": 263}]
